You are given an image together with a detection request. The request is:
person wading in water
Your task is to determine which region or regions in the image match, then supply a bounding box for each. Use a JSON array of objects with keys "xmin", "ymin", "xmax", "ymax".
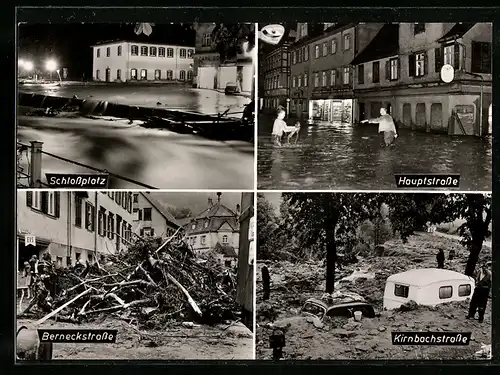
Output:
[{"xmin": 361, "ymin": 107, "xmax": 398, "ymax": 147}]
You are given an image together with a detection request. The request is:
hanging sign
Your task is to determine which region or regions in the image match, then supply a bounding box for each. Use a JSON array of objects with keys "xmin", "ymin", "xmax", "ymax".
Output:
[{"xmin": 25, "ymin": 235, "xmax": 36, "ymax": 247}]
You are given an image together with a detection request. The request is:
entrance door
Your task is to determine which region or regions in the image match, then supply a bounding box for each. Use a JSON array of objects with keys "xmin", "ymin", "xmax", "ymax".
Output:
[
  {"xmin": 359, "ymin": 103, "xmax": 366, "ymax": 121},
  {"xmin": 105, "ymin": 68, "xmax": 111, "ymax": 82}
]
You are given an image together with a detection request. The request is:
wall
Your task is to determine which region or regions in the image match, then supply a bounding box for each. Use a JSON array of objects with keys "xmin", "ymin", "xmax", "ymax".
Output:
[
  {"xmin": 132, "ymin": 193, "xmax": 177, "ymax": 238},
  {"xmin": 92, "ymin": 42, "xmax": 128, "ymax": 82},
  {"xmin": 197, "ymin": 66, "xmax": 217, "ymax": 89},
  {"xmin": 218, "ymin": 65, "xmax": 237, "ymax": 89},
  {"xmin": 354, "ymin": 55, "xmax": 399, "ymax": 90}
]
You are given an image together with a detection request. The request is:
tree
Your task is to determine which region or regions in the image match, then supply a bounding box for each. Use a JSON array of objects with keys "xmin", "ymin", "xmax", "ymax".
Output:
[
  {"xmin": 210, "ymin": 23, "xmax": 255, "ymax": 63},
  {"xmin": 167, "ymin": 207, "xmax": 192, "ymax": 220},
  {"xmin": 282, "ymin": 193, "xmax": 382, "ymax": 293},
  {"xmin": 257, "ymin": 193, "xmax": 280, "ymax": 260}
]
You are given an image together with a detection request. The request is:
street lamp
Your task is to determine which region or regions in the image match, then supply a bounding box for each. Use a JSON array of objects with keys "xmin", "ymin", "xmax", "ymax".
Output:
[
  {"xmin": 24, "ymin": 61, "xmax": 33, "ymax": 72},
  {"xmin": 46, "ymin": 59, "xmax": 58, "ymax": 81}
]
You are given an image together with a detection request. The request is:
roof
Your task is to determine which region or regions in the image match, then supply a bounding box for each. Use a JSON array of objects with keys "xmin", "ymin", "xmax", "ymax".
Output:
[
  {"xmin": 350, "ymin": 23, "xmax": 400, "ymax": 65},
  {"xmin": 194, "ymin": 201, "xmax": 237, "ymax": 220},
  {"xmin": 140, "ymin": 193, "xmax": 181, "ymax": 228},
  {"xmin": 387, "ymin": 268, "xmax": 473, "ymax": 286},
  {"xmin": 185, "ymin": 199, "xmax": 239, "ymax": 235},
  {"xmin": 91, "ymin": 40, "xmax": 195, "ymax": 48},
  {"xmin": 437, "ymin": 23, "xmax": 476, "ymax": 43},
  {"xmin": 291, "ymin": 23, "xmax": 353, "ymax": 49}
]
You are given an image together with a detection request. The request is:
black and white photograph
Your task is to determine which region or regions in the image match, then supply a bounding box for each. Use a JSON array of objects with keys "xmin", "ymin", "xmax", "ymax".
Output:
[
  {"xmin": 256, "ymin": 192, "xmax": 492, "ymax": 360},
  {"xmin": 257, "ymin": 23, "xmax": 492, "ymax": 190},
  {"xmin": 16, "ymin": 191, "xmax": 254, "ymax": 360},
  {"xmin": 17, "ymin": 22, "xmax": 255, "ymax": 189}
]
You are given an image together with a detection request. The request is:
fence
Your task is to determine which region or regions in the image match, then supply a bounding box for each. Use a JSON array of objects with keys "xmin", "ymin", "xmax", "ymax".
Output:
[{"xmin": 17, "ymin": 141, "xmax": 157, "ymax": 189}]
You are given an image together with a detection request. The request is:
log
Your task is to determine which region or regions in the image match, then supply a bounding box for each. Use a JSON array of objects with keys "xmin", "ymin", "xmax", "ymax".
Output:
[
  {"xmin": 166, "ymin": 272, "xmax": 202, "ymax": 317},
  {"xmin": 36, "ymin": 288, "xmax": 92, "ymax": 325},
  {"xmin": 82, "ymin": 298, "xmax": 151, "ymax": 315}
]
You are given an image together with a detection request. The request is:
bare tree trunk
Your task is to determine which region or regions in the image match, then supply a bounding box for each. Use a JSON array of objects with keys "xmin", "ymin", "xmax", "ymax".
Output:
[
  {"xmin": 465, "ymin": 242, "xmax": 482, "ymax": 277},
  {"xmin": 464, "ymin": 194, "xmax": 490, "ymax": 277}
]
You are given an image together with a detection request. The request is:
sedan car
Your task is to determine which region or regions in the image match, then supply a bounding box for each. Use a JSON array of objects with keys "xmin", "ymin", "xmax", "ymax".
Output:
[
  {"xmin": 225, "ymin": 82, "xmax": 241, "ymax": 95},
  {"xmin": 301, "ymin": 292, "xmax": 376, "ymax": 321}
]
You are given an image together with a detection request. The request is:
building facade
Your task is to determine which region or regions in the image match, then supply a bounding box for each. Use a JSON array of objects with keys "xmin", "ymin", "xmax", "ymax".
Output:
[
  {"xmin": 91, "ymin": 41, "xmax": 194, "ymax": 83},
  {"xmin": 352, "ymin": 23, "xmax": 492, "ymax": 135},
  {"xmin": 184, "ymin": 193, "xmax": 240, "ymax": 255},
  {"xmin": 132, "ymin": 192, "xmax": 180, "ymax": 238},
  {"xmin": 17, "ymin": 191, "xmax": 135, "ymax": 270},
  {"xmin": 260, "ymin": 43, "xmax": 290, "ymax": 113}
]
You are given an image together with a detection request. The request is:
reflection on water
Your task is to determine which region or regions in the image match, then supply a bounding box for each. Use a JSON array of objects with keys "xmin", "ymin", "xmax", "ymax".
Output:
[{"xmin": 257, "ymin": 114, "xmax": 492, "ymax": 190}]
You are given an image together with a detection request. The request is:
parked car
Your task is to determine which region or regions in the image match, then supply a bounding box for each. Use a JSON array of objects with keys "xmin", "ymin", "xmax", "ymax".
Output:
[
  {"xmin": 301, "ymin": 291, "xmax": 376, "ymax": 321},
  {"xmin": 225, "ymin": 82, "xmax": 240, "ymax": 95},
  {"xmin": 383, "ymin": 268, "xmax": 475, "ymax": 310}
]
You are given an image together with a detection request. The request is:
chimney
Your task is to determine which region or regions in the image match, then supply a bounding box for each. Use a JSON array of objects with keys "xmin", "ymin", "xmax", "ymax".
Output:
[
  {"xmin": 217, "ymin": 192, "xmax": 221, "ymax": 203},
  {"xmin": 236, "ymin": 204, "xmax": 241, "ymax": 215},
  {"xmin": 208, "ymin": 197, "xmax": 213, "ymax": 207}
]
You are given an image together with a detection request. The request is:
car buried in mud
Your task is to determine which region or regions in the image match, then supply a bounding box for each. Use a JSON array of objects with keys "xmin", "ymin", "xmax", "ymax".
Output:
[{"xmin": 301, "ymin": 291, "xmax": 376, "ymax": 321}]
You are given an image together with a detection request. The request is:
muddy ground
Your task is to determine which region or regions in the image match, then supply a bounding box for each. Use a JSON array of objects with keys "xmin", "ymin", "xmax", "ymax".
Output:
[
  {"xmin": 17, "ymin": 316, "xmax": 253, "ymax": 360},
  {"xmin": 255, "ymin": 232, "xmax": 492, "ymax": 360}
]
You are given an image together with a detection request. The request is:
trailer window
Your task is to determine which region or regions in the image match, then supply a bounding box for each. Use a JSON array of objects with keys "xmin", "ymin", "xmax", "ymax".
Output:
[
  {"xmin": 439, "ymin": 286, "xmax": 453, "ymax": 299},
  {"xmin": 394, "ymin": 284, "xmax": 409, "ymax": 298},
  {"xmin": 458, "ymin": 284, "xmax": 471, "ymax": 297}
]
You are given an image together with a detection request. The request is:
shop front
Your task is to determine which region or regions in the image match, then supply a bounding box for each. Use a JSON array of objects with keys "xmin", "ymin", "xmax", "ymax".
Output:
[{"xmin": 308, "ymin": 99, "xmax": 353, "ymax": 123}]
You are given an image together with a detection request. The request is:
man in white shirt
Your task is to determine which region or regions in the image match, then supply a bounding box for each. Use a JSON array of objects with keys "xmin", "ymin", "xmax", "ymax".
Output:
[{"xmin": 361, "ymin": 107, "xmax": 398, "ymax": 147}]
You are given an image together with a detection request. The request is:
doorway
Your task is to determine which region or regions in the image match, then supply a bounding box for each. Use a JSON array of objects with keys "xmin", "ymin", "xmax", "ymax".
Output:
[
  {"xmin": 359, "ymin": 102, "xmax": 366, "ymax": 121},
  {"xmin": 105, "ymin": 68, "xmax": 111, "ymax": 83}
]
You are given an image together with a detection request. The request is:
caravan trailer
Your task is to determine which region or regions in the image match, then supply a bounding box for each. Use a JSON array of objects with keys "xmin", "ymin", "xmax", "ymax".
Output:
[{"xmin": 383, "ymin": 268, "xmax": 475, "ymax": 310}]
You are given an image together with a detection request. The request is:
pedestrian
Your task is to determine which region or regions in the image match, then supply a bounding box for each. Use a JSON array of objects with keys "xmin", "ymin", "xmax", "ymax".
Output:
[
  {"xmin": 360, "ymin": 107, "xmax": 398, "ymax": 147},
  {"xmin": 23, "ymin": 262, "xmax": 32, "ymax": 299},
  {"xmin": 272, "ymin": 108, "xmax": 297, "ymax": 147},
  {"xmin": 262, "ymin": 265, "xmax": 271, "ymax": 301},
  {"xmin": 467, "ymin": 262, "xmax": 492, "ymax": 323},
  {"xmin": 436, "ymin": 249, "xmax": 445, "ymax": 269}
]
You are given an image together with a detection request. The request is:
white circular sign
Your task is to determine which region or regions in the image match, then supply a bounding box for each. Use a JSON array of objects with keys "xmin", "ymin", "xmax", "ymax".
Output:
[
  {"xmin": 440, "ymin": 64, "xmax": 454, "ymax": 83},
  {"xmin": 259, "ymin": 24, "xmax": 285, "ymax": 45}
]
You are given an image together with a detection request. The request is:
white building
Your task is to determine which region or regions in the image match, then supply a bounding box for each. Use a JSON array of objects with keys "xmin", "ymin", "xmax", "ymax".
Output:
[
  {"xmin": 91, "ymin": 40, "xmax": 195, "ymax": 82},
  {"xmin": 17, "ymin": 191, "xmax": 135, "ymax": 270},
  {"xmin": 132, "ymin": 192, "xmax": 180, "ymax": 238}
]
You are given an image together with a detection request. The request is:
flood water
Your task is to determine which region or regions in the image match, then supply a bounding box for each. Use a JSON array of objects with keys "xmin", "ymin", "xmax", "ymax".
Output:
[{"xmin": 257, "ymin": 114, "xmax": 492, "ymax": 191}]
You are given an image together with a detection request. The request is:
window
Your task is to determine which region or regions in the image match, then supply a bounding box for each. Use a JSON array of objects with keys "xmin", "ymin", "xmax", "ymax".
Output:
[
  {"xmin": 322, "ymin": 42, "xmax": 327, "ymax": 57},
  {"xmin": 292, "ymin": 76, "xmax": 296, "ymax": 88},
  {"xmin": 343, "ymin": 34, "xmax": 351, "ymax": 50},
  {"xmin": 131, "ymin": 45, "xmax": 139, "ymax": 56},
  {"xmin": 47, "ymin": 192, "xmax": 55, "ymax": 216},
  {"xmin": 343, "ymin": 67, "xmax": 350, "ymax": 84},
  {"xmin": 122, "ymin": 193, "xmax": 128, "ymax": 210},
  {"xmin": 315, "ymin": 45, "xmax": 320, "ymax": 58},
  {"xmin": 158, "ymin": 47, "xmax": 166, "ymax": 57},
  {"xmin": 133, "ymin": 193, "xmax": 139, "ymax": 203},
  {"xmin": 96, "ymin": 48, "xmax": 100, "ymax": 58},
  {"xmin": 415, "ymin": 53, "xmax": 425, "ymax": 76},
  {"xmin": 414, "ymin": 23, "xmax": 425, "ymax": 35},
  {"xmin": 180, "ymin": 70, "xmax": 186, "ymax": 80},
  {"xmin": 180, "ymin": 48, "xmax": 187, "ymax": 58},
  {"xmin": 149, "ymin": 46, "xmax": 157, "ymax": 57},
  {"xmin": 140, "ymin": 69, "xmax": 147, "ymax": 80},
  {"xmin": 187, "ymin": 49, "xmax": 194, "ymax": 58},
  {"xmin": 304, "ymin": 73, "xmax": 308, "ymax": 87},
  {"xmin": 133, "ymin": 208, "xmax": 139, "ymax": 221},
  {"xmin": 187, "ymin": 70, "xmax": 193, "ymax": 81},
  {"xmin": 167, "ymin": 48, "xmax": 174, "ymax": 58},
  {"xmin": 116, "ymin": 69, "xmax": 121, "ymax": 81},
  {"xmin": 314, "ymin": 73, "xmax": 319, "ymax": 87},
  {"xmin": 106, "ymin": 47, "xmax": 110, "ymax": 57},
  {"xmin": 471, "ymin": 41, "xmax": 492, "ymax": 74},
  {"xmin": 107, "ymin": 213, "xmax": 114, "ymax": 239},
  {"xmin": 98, "ymin": 207, "xmax": 106, "ymax": 237},
  {"xmin": 444, "ymin": 45, "xmax": 454, "ymax": 66},
  {"xmin": 439, "ymin": 286, "xmax": 453, "ymax": 299},
  {"xmin": 390, "ymin": 58, "xmax": 398, "ymax": 80},
  {"xmin": 140, "ymin": 46, "xmax": 148, "ymax": 56},
  {"xmin": 167, "ymin": 70, "xmax": 173, "ymax": 80},
  {"xmin": 394, "ymin": 284, "xmax": 409, "ymax": 298},
  {"xmin": 117, "ymin": 45, "xmax": 122, "ymax": 56},
  {"xmin": 75, "ymin": 195, "xmax": 82, "ymax": 227},
  {"xmin": 115, "ymin": 192, "xmax": 122, "ymax": 205},
  {"xmin": 96, "ymin": 70, "xmax": 100, "ymax": 80},
  {"xmin": 372, "ymin": 61, "xmax": 380, "ymax": 83},
  {"xmin": 331, "ymin": 39, "xmax": 337, "ymax": 54},
  {"xmin": 292, "ymin": 51, "xmax": 296, "ymax": 64},
  {"xmin": 202, "ymin": 33, "xmax": 211, "ymax": 47},
  {"xmin": 330, "ymin": 70, "xmax": 336, "ymax": 86},
  {"xmin": 458, "ymin": 284, "xmax": 471, "ymax": 297},
  {"xmin": 201, "ymin": 235, "xmax": 206, "ymax": 245},
  {"xmin": 222, "ymin": 235, "xmax": 228, "ymax": 244},
  {"xmin": 358, "ymin": 64, "xmax": 364, "ymax": 84},
  {"xmin": 204, "ymin": 220, "xmax": 209, "ymax": 228},
  {"xmin": 85, "ymin": 202, "xmax": 95, "ymax": 231},
  {"xmin": 322, "ymin": 71, "xmax": 327, "ymax": 86},
  {"xmin": 154, "ymin": 69, "xmax": 161, "ymax": 80},
  {"xmin": 131, "ymin": 69, "xmax": 137, "ymax": 80},
  {"xmin": 191, "ymin": 223, "xmax": 196, "ymax": 230},
  {"xmin": 298, "ymin": 49, "xmax": 303, "ymax": 63},
  {"xmin": 143, "ymin": 208, "xmax": 152, "ymax": 221},
  {"xmin": 298, "ymin": 75, "xmax": 302, "ymax": 87},
  {"xmin": 304, "ymin": 46, "xmax": 309, "ymax": 61}
]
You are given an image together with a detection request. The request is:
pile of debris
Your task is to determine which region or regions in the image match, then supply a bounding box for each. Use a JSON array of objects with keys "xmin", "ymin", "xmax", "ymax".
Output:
[{"xmin": 20, "ymin": 234, "xmax": 239, "ymax": 328}]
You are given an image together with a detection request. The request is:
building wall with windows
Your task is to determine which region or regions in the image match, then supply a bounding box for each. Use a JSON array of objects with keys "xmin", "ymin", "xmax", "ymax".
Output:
[
  {"xmin": 17, "ymin": 191, "xmax": 134, "ymax": 270},
  {"xmin": 193, "ymin": 23, "xmax": 220, "ymax": 89},
  {"xmin": 92, "ymin": 41, "xmax": 194, "ymax": 82},
  {"xmin": 132, "ymin": 192, "xmax": 180, "ymax": 239},
  {"xmin": 261, "ymin": 45, "xmax": 290, "ymax": 112}
]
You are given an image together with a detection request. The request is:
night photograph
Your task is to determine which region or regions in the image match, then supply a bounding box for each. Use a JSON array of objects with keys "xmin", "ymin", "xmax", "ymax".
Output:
[{"xmin": 17, "ymin": 22, "xmax": 256, "ymax": 189}]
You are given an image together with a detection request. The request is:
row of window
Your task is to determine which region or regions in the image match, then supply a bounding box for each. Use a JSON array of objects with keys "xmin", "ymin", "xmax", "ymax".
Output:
[
  {"xmin": 26, "ymin": 191, "xmax": 60, "ymax": 217},
  {"xmin": 95, "ymin": 69, "xmax": 193, "ymax": 81},
  {"xmin": 187, "ymin": 235, "xmax": 229, "ymax": 246},
  {"xmin": 290, "ymin": 33, "xmax": 352, "ymax": 66},
  {"xmin": 103, "ymin": 191, "xmax": 134, "ymax": 214},
  {"xmin": 133, "ymin": 207, "xmax": 152, "ymax": 221},
  {"xmin": 96, "ymin": 45, "xmax": 194, "ymax": 59},
  {"xmin": 291, "ymin": 67, "xmax": 352, "ymax": 88},
  {"xmin": 394, "ymin": 283, "xmax": 471, "ymax": 299},
  {"xmin": 263, "ymin": 51, "xmax": 289, "ymax": 72}
]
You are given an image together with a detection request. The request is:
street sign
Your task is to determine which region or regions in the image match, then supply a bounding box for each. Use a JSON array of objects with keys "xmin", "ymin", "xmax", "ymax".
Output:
[
  {"xmin": 440, "ymin": 64, "xmax": 454, "ymax": 83},
  {"xmin": 259, "ymin": 24, "xmax": 285, "ymax": 45}
]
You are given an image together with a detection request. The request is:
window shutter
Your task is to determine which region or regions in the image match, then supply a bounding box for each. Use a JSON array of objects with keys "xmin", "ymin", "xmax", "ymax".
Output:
[
  {"xmin": 41, "ymin": 192, "xmax": 48, "ymax": 213},
  {"xmin": 423, "ymin": 51, "xmax": 429, "ymax": 75},
  {"xmin": 471, "ymin": 42, "xmax": 481, "ymax": 73},
  {"xmin": 397, "ymin": 58, "xmax": 401, "ymax": 80},
  {"xmin": 349, "ymin": 67, "xmax": 353, "ymax": 86},
  {"xmin": 385, "ymin": 60, "xmax": 390, "ymax": 80},
  {"xmin": 453, "ymin": 43, "xmax": 460, "ymax": 70},
  {"xmin": 26, "ymin": 191, "xmax": 32, "ymax": 207},
  {"xmin": 151, "ymin": 228, "xmax": 155, "ymax": 236},
  {"xmin": 408, "ymin": 54, "xmax": 416, "ymax": 77},
  {"xmin": 138, "ymin": 209, "xmax": 143, "ymax": 220},
  {"xmin": 435, "ymin": 47, "xmax": 443, "ymax": 72},
  {"xmin": 55, "ymin": 192, "xmax": 60, "ymax": 218},
  {"xmin": 483, "ymin": 42, "xmax": 492, "ymax": 73},
  {"xmin": 140, "ymin": 228, "xmax": 144, "ymax": 237}
]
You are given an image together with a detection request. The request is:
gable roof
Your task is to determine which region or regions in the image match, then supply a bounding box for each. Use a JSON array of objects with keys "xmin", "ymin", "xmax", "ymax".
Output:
[
  {"xmin": 194, "ymin": 202, "xmax": 237, "ymax": 219},
  {"xmin": 437, "ymin": 23, "xmax": 476, "ymax": 43},
  {"xmin": 350, "ymin": 23, "xmax": 399, "ymax": 65},
  {"xmin": 140, "ymin": 193, "xmax": 180, "ymax": 228},
  {"xmin": 185, "ymin": 200, "xmax": 240, "ymax": 235}
]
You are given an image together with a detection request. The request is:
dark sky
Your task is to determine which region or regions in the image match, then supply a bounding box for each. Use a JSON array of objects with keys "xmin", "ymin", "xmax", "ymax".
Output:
[{"xmin": 17, "ymin": 23, "xmax": 195, "ymax": 79}]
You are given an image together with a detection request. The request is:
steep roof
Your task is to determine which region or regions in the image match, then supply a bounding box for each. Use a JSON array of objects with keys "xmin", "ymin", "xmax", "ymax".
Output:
[
  {"xmin": 140, "ymin": 193, "xmax": 180, "ymax": 228},
  {"xmin": 350, "ymin": 23, "xmax": 399, "ymax": 65},
  {"xmin": 185, "ymin": 199, "xmax": 240, "ymax": 235},
  {"xmin": 437, "ymin": 23, "xmax": 476, "ymax": 42},
  {"xmin": 387, "ymin": 268, "xmax": 473, "ymax": 286}
]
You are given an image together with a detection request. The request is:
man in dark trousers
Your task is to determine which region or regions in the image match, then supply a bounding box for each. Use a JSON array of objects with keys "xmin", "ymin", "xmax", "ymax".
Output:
[
  {"xmin": 436, "ymin": 249, "xmax": 445, "ymax": 269},
  {"xmin": 262, "ymin": 265, "xmax": 271, "ymax": 301},
  {"xmin": 467, "ymin": 262, "xmax": 492, "ymax": 323}
]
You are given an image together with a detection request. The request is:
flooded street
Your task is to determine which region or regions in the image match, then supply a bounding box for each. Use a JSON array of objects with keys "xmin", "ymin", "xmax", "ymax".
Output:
[
  {"xmin": 17, "ymin": 113, "xmax": 254, "ymax": 189},
  {"xmin": 257, "ymin": 114, "xmax": 492, "ymax": 191}
]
